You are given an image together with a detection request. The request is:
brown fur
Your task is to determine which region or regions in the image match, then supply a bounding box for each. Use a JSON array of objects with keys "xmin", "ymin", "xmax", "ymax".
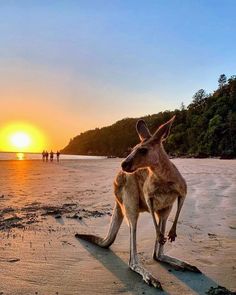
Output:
[{"xmin": 76, "ymin": 116, "xmax": 200, "ymax": 289}]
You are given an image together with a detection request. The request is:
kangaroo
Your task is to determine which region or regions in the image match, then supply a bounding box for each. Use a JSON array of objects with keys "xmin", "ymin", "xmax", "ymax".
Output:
[{"xmin": 75, "ymin": 116, "xmax": 201, "ymax": 289}]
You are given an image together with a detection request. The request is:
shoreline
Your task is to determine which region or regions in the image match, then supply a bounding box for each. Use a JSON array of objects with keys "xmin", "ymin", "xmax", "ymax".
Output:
[{"xmin": 1, "ymin": 156, "xmax": 236, "ymax": 161}]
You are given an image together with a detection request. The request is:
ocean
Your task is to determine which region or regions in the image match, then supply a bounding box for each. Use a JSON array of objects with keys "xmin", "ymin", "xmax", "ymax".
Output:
[{"xmin": 0, "ymin": 152, "xmax": 105, "ymax": 161}]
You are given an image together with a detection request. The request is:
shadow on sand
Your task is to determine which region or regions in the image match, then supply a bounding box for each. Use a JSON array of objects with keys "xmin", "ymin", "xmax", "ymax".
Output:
[
  {"xmin": 76, "ymin": 238, "xmax": 168, "ymax": 295},
  {"xmin": 160, "ymin": 262, "xmax": 219, "ymax": 295},
  {"xmin": 76, "ymin": 237, "xmax": 223, "ymax": 295}
]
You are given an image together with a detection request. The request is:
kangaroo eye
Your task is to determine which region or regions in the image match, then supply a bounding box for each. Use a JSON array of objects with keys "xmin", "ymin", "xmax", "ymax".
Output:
[{"xmin": 139, "ymin": 148, "xmax": 148, "ymax": 155}]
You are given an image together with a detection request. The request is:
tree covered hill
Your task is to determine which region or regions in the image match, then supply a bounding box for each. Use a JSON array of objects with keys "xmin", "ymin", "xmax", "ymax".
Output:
[{"xmin": 62, "ymin": 75, "xmax": 236, "ymax": 158}]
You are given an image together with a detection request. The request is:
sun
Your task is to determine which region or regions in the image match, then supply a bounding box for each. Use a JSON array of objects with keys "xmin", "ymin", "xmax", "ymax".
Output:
[
  {"xmin": 0, "ymin": 122, "xmax": 46, "ymax": 152},
  {"xmin": 10, "ymin": 132, "xmax": 31, "ymax": 149}
]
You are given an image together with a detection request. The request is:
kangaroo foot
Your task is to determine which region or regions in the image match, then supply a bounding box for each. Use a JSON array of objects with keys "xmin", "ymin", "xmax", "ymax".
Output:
[
  {"xmin": 129, "ymin": 263, "xmax": 163, "ymax": 289},
  {"xmin": 155, "ymin": 254, "xmax": 201, "ymax": 273}
]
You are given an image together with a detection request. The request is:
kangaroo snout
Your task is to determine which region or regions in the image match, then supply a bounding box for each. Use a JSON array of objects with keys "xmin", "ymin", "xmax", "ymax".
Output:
[{"xmin": 121, "ymin": 160, "xmax": 133, "ymax": 172}]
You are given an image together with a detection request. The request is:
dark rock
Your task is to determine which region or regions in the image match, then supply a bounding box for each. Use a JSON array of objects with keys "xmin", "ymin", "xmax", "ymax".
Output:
[
  {"xmin": 206, "ymin": 285, "xmax": 236, "ymax": 295},
  {"xmin": 55, "ymin": 214, "xmax": 62, "ymax": 219},
  {"xmin": 220, "ymin": 150, "xmax": 235, "ymax": 160}
]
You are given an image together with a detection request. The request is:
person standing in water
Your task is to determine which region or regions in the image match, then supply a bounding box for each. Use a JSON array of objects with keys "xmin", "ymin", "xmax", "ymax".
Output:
[
  {"xmin": 42, "ymin": 150, "xmax": 45, "ymax": 161},
  {"xmin": 56, "ymin": 151, "xmax": 60, "ymax": 162},
  {"xmin": 50, "ymin": 150, "xmax": 54, "ymax": 162},
  {"xmin": 45, "ymin": 151, "xmax": 49, "ymax": 162}
]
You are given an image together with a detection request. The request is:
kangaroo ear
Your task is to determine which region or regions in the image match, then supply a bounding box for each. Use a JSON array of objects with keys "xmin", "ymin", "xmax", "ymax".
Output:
[
  {"xmin": 136, "ymin": 120, "xmax": 152, "ymax": 141},
  {"xmin": 152, "ymin": 115, "xmax": 175, "ymax": 143}
]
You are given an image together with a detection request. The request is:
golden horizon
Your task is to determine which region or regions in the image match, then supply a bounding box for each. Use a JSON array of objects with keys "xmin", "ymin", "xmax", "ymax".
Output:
[{"xmin": 0, "ymin": 121, "xmax": 48, "ymax": 153}]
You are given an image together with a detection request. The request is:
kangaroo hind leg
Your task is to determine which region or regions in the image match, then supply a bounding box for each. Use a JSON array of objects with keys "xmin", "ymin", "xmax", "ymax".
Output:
[
  {"xmin": 153, "ymin": 206, "xmax": 172, "ymax": 260},
  {"xmin": 123, "ymin": 195, "xmax": 162, "ymax": 289},
  {"xmin": 154, "ymin": 206, "xmax": 201, "ymax": 273}
]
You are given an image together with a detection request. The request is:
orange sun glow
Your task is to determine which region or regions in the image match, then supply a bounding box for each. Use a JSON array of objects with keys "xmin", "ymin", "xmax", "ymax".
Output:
[{"xmin": 0, "ymin": 122, "xmax": 46, "ymax": 152}]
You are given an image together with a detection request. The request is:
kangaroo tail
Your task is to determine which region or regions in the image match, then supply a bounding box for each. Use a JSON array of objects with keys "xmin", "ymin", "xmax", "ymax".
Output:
[{"xmin": 75, "ymin": 201, "xmax": 123, "ymax": 248}]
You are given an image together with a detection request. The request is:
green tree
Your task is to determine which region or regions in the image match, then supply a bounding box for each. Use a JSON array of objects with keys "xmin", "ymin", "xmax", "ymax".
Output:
[
  {"xmin": 188, "ymin": 89, "xmax": 207, "ymax": 110},
  {"xmin": 218, "ymin": 74, "xmax": 227, "ymax": 88},
  {"xmin": 62, "ymin": 75, "xmax": 236, "ymax": 159}
]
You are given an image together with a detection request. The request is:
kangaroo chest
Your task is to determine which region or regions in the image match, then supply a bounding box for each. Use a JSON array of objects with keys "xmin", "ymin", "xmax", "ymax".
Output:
[
  {"xmin": 134, "ymin": 169, "xmax": 183, "ymax": 212},
  {"xmin": 145, "ymin": 180, "xmax": 179, "ymax": 211}
]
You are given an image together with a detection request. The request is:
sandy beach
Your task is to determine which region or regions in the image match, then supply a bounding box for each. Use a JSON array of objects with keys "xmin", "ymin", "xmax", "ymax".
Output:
[{"xmin": 0, "ymin": 158, "xmax": 235, "ymax": 295}]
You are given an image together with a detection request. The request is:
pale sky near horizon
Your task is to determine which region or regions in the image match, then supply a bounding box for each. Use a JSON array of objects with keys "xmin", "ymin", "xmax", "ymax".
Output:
[{"xmin": 0, "ymin": 1, "xmax": 236, "ymax": 151}]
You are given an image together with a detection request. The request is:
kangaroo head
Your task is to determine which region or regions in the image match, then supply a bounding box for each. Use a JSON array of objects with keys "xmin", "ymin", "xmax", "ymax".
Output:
[{"xmin": 121, "ymin": 116, "xmax": 175, "ymax": 173}]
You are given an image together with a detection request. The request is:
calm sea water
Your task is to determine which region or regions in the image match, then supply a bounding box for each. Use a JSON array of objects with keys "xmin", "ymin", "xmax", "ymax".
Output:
[{"xmin": 0, "ymin": 152, "xmax": 105, "ymax": 161}]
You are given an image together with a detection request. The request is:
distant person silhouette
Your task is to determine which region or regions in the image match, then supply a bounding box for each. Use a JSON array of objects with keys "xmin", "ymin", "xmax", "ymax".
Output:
[
  {"xmin": 50, "ymin": 150, "xmax": 54, "ymax": 162},
  {"xmin": 56, "ymin": 151, "xmax": 60, "ymax": 162},
  {"xmin": 45, "ymin": 151, "xmax": 49, "ymax": 162},
  {"xmin": 42, "ymin": 150, "xmax": 45, "ymax": 161}
]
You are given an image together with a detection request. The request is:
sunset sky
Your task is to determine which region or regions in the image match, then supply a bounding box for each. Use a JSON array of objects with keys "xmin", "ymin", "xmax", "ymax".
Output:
[{"xmin": 0, "ymin": 1, "xmax": 236, "ymax": 152}]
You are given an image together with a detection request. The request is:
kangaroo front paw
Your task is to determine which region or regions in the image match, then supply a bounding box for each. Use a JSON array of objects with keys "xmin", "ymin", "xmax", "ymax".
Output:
[
  {"xmin": 168, "ymin": 229, "xmax": 177, "ymax": 242},
  {"xmin": 159, "ymin": 233, "xmax": 167, "ymax": 245}
]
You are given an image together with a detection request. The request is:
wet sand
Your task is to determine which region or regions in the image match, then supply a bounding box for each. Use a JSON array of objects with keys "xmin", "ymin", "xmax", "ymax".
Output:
[{"xmin": 0, "ymin": 158, "xmax": 235, "ymax": 294}]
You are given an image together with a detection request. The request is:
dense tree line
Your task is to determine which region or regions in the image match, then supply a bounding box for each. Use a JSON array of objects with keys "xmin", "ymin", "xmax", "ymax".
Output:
[{"xmin": 62, "ymin": 75, "xmax": 236, "ymax": 158}]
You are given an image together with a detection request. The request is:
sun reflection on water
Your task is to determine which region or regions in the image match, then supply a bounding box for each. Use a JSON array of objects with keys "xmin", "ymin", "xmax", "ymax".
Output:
[{"xmin": 16, "ymin": 152, "xmax": 25, "ymax": 160}]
